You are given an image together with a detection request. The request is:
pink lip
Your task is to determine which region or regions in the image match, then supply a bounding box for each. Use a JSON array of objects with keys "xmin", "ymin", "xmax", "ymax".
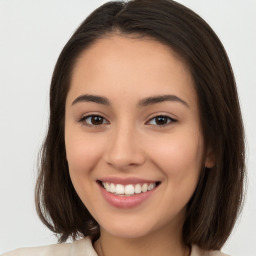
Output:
[{"xmin": 97, "ymin": 181, "xmax": 159, "ymax": 209}]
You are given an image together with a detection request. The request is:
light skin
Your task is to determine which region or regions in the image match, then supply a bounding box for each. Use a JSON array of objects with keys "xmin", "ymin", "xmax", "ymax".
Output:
[{"xmin": 65, "ymin": 34, "xmax": 214, "ymax": 256}]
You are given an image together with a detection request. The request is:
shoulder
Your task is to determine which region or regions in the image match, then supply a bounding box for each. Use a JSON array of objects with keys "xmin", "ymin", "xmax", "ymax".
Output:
[
  {"xmin": 1, "ymin": 237, "xmax": 97, "ymax": 256},
  {"xmin": 191, "ymin": 245, "xmax": 230, "ymax": 256}
]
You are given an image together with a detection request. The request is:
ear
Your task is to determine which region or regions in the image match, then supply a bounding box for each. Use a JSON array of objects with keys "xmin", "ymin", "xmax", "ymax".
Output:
[{"xmin": 205, "ymin": 147, "xmax": 215, "ymax": 168}]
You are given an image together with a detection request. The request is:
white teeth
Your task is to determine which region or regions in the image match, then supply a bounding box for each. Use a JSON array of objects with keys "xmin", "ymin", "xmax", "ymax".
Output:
[
  {"xmin": 134, "ymin": 184, "xmax": 142, "ymax": 194},
  {"xmin": 116, "ymin": 184, "xmax": 125, "ymax": 194},
  {"xmin": 101, "ymin": 182, "xmax": 157, "ymax": 196},
  {"xmin": 142, "ymin": 183, "xmax": 148, "ymax": 193},
  {"xmin": 105, "ymin": 183, "xmax": 110, "ymax": 192},
  {"xmin": 110, "ymin": 183, "xmax": 116, "ymax": 193},
  {"xmin": 148, "ymin": 183, "xmax": 156, "ymax": 191},
  {"xmin": 125, "ymin": 184, "xmax": 134, "ymax": 195}
]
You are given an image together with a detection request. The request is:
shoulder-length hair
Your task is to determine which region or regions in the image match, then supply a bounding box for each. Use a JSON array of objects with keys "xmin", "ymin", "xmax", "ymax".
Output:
[{"xmin": 35, "ymin": 0, "xmax": 245, "ymax": 250}]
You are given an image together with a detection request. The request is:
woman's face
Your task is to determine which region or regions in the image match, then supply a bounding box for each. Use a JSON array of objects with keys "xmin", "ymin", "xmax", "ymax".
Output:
[{"xmin": 65, "ymin": 34, "xmax": 212, "ymax": 239}]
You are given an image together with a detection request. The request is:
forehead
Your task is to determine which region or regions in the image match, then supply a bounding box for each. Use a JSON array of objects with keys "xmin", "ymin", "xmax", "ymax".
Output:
[{"xmin": 67, "ymin": 34, "xmax": 197, "ymax": 109}]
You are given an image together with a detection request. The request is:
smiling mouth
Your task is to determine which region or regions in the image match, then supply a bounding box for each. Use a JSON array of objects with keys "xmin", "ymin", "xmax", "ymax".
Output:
[{"xmin": 98, "ymin": 181, "xmax": 161, "ymax": 196}]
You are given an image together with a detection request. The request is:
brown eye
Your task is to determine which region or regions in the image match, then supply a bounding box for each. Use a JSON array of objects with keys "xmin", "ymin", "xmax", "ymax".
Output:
[
  {"xmin": 90, "ymin": 116, "xmax": 104, "ymax": 125},
  {"xmin": 147, "ymin": 115, "xmax": 177, "ymax": 126},
  {"xmin": 80, "ymin": 115, "xmax": 109, "ymax": 126},
  {"xmin": 155, "ymin": 116, "xmax": 169, "ymax": 125}
]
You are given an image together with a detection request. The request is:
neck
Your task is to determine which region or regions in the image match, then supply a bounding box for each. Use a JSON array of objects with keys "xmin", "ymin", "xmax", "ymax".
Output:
[{"xmin": 94, "ymin": 222, "xmax": 190, "ymax": 256}]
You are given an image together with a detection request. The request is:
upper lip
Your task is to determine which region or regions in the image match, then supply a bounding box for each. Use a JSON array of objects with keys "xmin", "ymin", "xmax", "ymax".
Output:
[{"xmin": 98, "ymin": 177, "xmax": 161, "ymax": 185}]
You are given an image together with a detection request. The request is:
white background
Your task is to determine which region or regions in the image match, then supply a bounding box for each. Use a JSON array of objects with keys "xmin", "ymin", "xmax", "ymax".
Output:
[{"xmin": 0, "ymin": 0, "xmax": 255, "ymax": 255}]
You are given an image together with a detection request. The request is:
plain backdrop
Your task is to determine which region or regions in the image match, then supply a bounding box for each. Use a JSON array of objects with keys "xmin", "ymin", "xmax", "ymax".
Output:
[{"xmin": 0, "ymin": 0, "xmax": 255, "ymax": 255}]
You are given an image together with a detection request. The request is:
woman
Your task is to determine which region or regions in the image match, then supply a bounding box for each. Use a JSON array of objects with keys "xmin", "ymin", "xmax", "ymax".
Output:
[{"xmin": 3, "ymin": 0, "xmax": 245, "ymax": 255}]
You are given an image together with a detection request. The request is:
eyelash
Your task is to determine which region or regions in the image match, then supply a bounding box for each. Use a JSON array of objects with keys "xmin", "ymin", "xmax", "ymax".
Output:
[{"xmin": 78, "ymin": 114, "xmax": 177, "ymax": 128}]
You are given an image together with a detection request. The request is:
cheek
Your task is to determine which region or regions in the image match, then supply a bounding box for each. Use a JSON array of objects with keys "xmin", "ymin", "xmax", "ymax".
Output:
[
  {"xmin": 148, "ymin": 130, "xmax": 204, "ymax": 216},
  {"xmin": 65, "ymin": 131, "xmax": 105, "ymax": 178},
  {"xmin": 65, "ymin": 131, "xmax": 106, "ymax": 209},
  {"xmin": 148, "ymin": 130, "xmax": 204, "ymax": 181}
]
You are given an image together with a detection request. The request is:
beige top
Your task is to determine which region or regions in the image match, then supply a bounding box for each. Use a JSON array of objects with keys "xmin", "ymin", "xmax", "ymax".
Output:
[{"xmin": 1, "ymin": 237, "xmax": 229, "ymax": 256}]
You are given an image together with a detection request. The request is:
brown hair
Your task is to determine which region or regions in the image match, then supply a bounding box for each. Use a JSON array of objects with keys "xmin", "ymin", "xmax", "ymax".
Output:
[{"xmin": 35, "ymin": 0, "xmax": 245, "ymax": 250}]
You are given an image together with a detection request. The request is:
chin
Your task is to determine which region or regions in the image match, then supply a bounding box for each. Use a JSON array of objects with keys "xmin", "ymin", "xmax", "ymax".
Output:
[{"xmin": 99, "ymin": 218, "xmax": 158, "ymax": 239}]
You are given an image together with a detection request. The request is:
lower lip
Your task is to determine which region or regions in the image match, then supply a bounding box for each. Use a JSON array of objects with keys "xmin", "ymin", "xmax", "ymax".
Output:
[{"xmin": 98, "ymin": 184, "xmax": 157, "ymax": 209}]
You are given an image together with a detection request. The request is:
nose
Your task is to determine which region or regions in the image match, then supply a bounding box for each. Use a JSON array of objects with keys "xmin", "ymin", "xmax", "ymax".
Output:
[{"xmin": 103, "ymin": 123, "xmax": 146, "ymax": 171}]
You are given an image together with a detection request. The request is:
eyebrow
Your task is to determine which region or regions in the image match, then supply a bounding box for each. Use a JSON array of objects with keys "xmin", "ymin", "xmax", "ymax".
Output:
[
  {"xmin": 137, "ymin": 94, "xmax": 189, "ymax": 108},
  {"xmin": 72, "ymin": 94, "xmax": 189, "ymax": 108},
  {"xmin": 72, "ymin": 94, "xmax": 110, "ymax": 106}
]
